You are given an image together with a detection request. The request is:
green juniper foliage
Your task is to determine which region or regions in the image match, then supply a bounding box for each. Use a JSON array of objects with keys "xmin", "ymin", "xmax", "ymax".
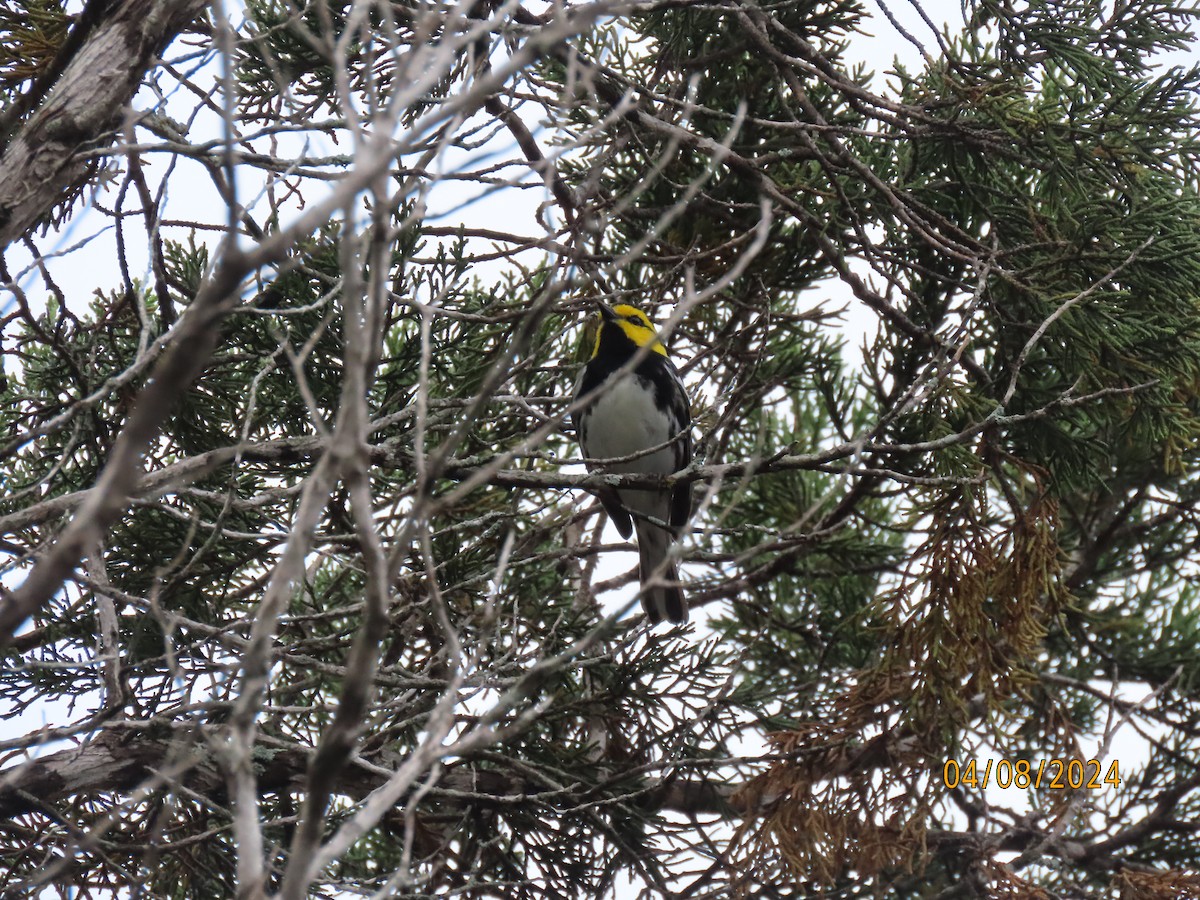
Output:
[{"xmin": 3, "ymin": 0, "xmax": 1200, "ymax": 897}]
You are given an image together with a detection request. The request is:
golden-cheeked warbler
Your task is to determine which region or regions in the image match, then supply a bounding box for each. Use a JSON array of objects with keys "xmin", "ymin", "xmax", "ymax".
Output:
[{"xmin": 573, "ymin": 301, "xmax": 693, "ymax": 624}]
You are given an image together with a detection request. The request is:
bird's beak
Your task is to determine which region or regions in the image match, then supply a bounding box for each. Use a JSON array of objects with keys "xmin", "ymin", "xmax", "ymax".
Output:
[{"xmin": 594, "ymin": 300, "xmax": 618, "ymax": 321}]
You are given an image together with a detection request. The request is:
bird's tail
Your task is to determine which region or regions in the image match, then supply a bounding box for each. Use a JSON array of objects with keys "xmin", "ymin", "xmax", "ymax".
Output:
[{"xmin": 635, "ymin": 520, "xmax": 687, "ymax": 624}]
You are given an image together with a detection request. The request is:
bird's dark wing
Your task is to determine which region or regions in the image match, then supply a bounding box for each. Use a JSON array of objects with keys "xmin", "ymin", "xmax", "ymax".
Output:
[
  {"xmin": 597, "ymin": 487, "xmax": 634, "ymax": 539},
  {"xmin": 669, "ymin": 479, "xmax": 692, "ymax": 535}
]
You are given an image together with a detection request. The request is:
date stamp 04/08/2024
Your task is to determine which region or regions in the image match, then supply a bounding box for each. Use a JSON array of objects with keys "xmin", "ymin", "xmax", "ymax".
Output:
[{"xmin": 943, "ymin": 758, "xmax": 1122, "ymax": 791}]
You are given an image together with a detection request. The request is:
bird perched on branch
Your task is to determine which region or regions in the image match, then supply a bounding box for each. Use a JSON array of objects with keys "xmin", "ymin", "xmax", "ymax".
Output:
[{"xmin": 573, "ymin": 301, "xmax": 693, "ymax": 624}]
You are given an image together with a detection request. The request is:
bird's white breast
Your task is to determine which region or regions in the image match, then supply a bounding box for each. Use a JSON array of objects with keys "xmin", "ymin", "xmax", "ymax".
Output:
[{"xmin": 580, "ymin": 373, "xmax": 675, "ymax": 477}]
